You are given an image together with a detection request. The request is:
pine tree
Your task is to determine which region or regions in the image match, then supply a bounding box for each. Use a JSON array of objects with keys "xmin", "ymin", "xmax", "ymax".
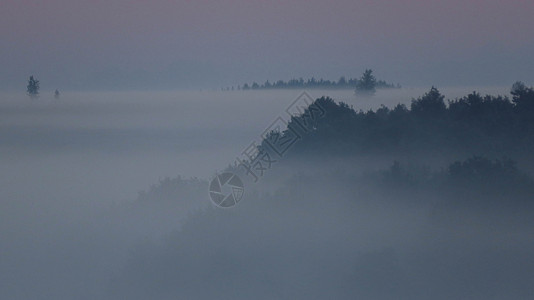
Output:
[
  {"xmin": 27, "ymin": 76, "xmax": 40, "ymax": 98},
  {"xmin": 355, "ymin": 69, "xmax": 376, "ymax": 95}
]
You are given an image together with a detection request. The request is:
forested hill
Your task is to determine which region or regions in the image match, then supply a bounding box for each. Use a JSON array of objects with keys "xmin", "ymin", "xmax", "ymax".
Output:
[{"xmin": 258, "ymin": 83, "xmax": 534, "ymax": 160}]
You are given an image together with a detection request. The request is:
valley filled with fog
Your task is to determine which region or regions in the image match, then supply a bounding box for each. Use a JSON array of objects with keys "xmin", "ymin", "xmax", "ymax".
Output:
[
  {"xmin": 1, "ymin": 86, "xmax": 533, "ymax": 299},
  {"xmin": 0, "ymin": 86, "xmax": 512, "ymax": 200}
]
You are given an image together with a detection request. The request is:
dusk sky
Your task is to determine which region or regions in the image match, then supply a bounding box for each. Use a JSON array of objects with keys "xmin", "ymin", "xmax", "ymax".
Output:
[{"xmin": 1, "ymin": 0, "xmax": 533, "ymax": 90}]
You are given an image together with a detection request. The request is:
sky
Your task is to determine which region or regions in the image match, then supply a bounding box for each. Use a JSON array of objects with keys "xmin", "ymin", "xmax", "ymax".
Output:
[{"xmin": 1, "ymin": 0, "xmax": 533, "ymax": 90}]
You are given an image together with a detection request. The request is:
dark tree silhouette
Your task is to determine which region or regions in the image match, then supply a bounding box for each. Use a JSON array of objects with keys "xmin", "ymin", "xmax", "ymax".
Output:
[
  {"xmin": 511, "ymin": 81, "xmax": 534, "ymax": 111},
  {"xmin": 355, "ymin": 69, "xmax": 377, "ymax": 95},
  {"xmin": 410, "ymin": 86, "xmax": 446, "ymax": 117},
  {"xmin": 510, "ymin": 81, "xmax": 534, "ymax": 133},
  {"xmin": 27, "ymin": 75, "xmax": 40, "ymax": 98}
]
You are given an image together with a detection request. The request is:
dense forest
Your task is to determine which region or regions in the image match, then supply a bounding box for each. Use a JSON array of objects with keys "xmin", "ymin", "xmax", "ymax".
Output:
[{"xmin": 254, "ymin": 82, "xmax": 534, "ymax": 159}]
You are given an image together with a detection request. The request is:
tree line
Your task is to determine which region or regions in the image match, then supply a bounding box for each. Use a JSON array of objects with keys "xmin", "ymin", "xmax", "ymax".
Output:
[{"xmin": 228, "ymin": 69, "xmax": 399, "ymax": 92}]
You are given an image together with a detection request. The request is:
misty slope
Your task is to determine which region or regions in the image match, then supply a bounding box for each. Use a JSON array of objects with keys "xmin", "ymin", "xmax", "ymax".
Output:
[
  {"xmin": 108, "ymin": 86, "xmax": 534, "ymax": 299},
  {"xmin": 110, "ymin": 157, "xmax": 534, "ymax": 300}
]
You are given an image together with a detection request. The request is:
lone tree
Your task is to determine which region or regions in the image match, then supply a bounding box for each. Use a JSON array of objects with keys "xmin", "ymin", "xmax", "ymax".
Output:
[
  {"xmin": 27, "ymin": 76, "xmax": 40, "ymax": 98},
  {"xmin": 355, "ymin": 69, "xmax": 376, "ymax": 95}
]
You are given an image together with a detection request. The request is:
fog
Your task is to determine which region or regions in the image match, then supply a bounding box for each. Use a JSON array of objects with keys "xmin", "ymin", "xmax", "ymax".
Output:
[
  {"xmin": 0, "ymin": 87, "xmax": 511, "ymax": 202},
  {"xmin": 1, "ymin": 87, "xmax": 533, "ymax": 299}
]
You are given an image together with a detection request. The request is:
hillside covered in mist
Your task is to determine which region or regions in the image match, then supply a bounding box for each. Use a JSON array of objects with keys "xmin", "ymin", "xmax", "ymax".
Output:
[{"xmin": 110, "ymin": 84, "xmax": 534, "ymax": 299}]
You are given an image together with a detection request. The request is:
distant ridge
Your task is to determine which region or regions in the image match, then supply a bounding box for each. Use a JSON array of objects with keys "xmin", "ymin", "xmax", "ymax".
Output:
[{"xmin": 222, "ymin": 75, "xmax": 400, "ymax": 91}]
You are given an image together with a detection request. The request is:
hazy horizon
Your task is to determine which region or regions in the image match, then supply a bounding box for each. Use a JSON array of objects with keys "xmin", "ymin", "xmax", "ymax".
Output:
[{"xmin": 2, "ymin": 0, "xmax": 534, "ymax": 91}]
